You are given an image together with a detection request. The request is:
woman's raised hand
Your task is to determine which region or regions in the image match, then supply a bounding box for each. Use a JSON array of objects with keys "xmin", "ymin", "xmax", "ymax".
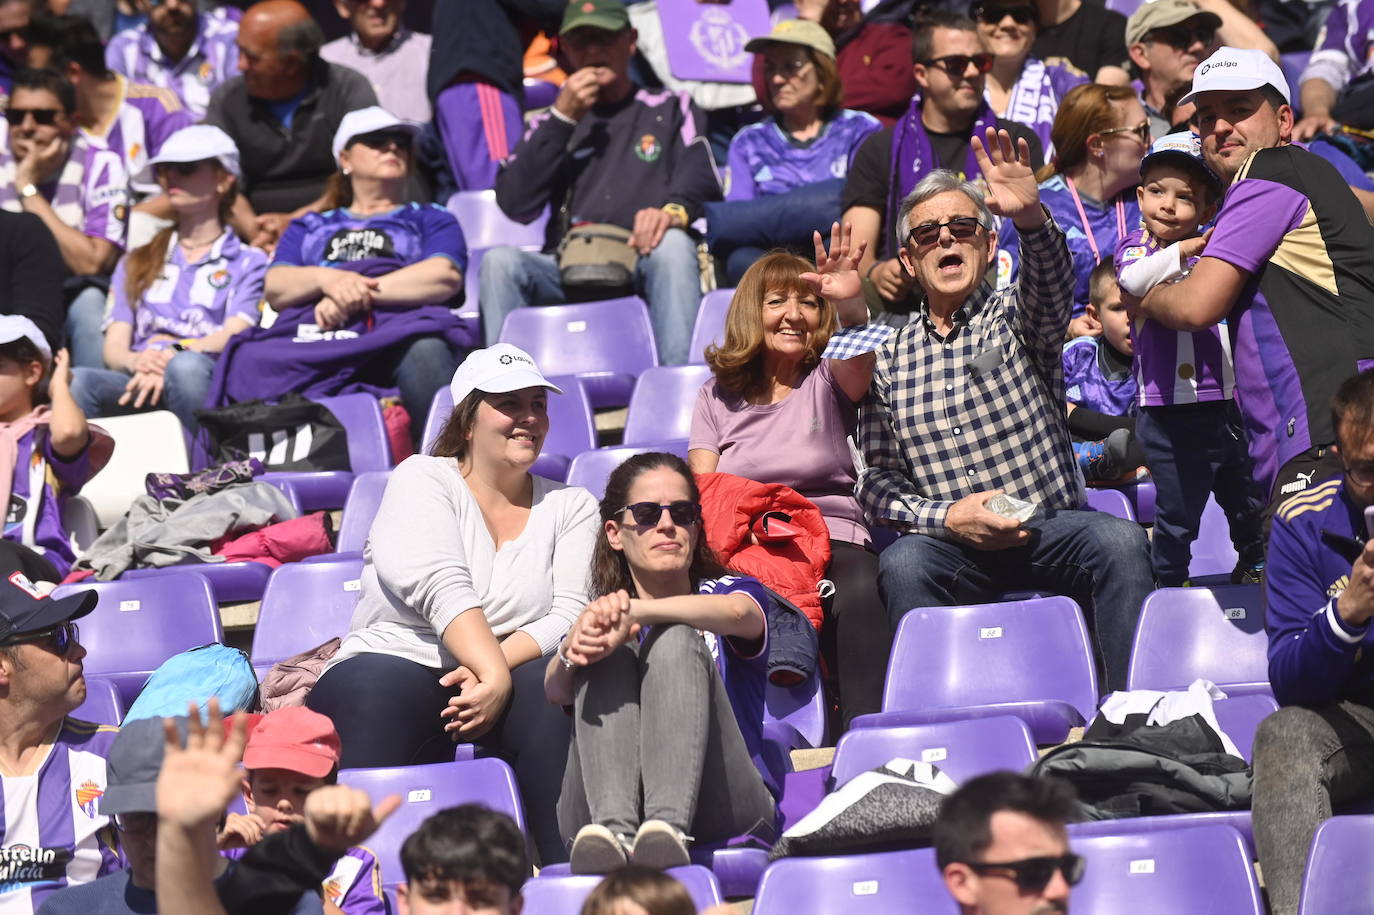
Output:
[
  {"xmin": 971, "ymin": 127, "xmax": 1044, "ymax": 230},
  {"xmin": 801, "ymin": 221, "xmax": 866, "ymax": 304}
]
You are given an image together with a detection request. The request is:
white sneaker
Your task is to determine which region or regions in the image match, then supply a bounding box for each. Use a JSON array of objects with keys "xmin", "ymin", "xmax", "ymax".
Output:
[
  {"xmin": 570, "ymin": 823, "xmax": 629, "ymax": 875},
  {"xmin": 629, "ymin": 819, "xmax": 691, "ymax": 870}
]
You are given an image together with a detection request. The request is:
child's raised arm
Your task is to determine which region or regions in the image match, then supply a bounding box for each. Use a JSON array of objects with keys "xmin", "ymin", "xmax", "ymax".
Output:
[{"xmin": 47, "ymin": 349, "xmax": 90, "ymax": 460}]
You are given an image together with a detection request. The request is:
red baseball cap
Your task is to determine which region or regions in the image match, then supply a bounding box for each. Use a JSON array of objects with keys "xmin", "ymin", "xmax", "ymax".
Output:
[{"xmin": 242, "ymin": 707, "xmax": 341, "ymax": 778}]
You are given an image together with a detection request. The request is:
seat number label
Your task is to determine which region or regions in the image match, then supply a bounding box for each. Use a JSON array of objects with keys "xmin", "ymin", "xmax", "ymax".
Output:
[
  {"xmin": 1129, "ymin": 859, "xmax": 1156, "ymax": 874},
  {"xmin": 921, "ymin": 747, "xmax": 948, "ymax": 763},
  {"xmin": 851, "ymin": 880, "xmax": 878, "ymax": 896},
  {"xmin": 119, "ymin": 600, "xmax": 140, "ymax": 612},
  {"xmin": 1223, "ymin": 607, "xmax": 1246, "ymax": 620},
  {"xmin": 407, "ymin": 789, "xmax": 432, "ymax": 803},
  {"xmin": 979, "ymin": 627, "xmax": 1003, "ymax": 639},
  {"xmin": 344, "ymin": 579, "xmax": 361, "ymax": 592}
]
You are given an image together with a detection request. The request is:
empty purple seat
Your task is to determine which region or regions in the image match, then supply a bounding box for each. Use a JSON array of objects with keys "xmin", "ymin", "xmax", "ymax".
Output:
[
  {"xmin": 688, "ymin": 288, "xmax": 735, "ymax": 364},
  {"xmin": 522, "ymin": 866, "xmax": 722, "ymax": 913},
  {"xmin": 764, "ymin": 674, "xmax": 827, "ymax": 750},
  {"xmin": 500, "ymin": 298, "xmax": 657, "ymax": 408},
  {"xmin": 1104, "ymin": 0, "xmax": 1143, "ymax": 15},
  {"xmin": 623, "ymin": 364, "xmax": 715, "ymax": 445},
  {"xmin": 335, "ymin": 471, "xmax": 391, "ymax": 554},
  {"xmin": 831, "ymin": 716, "xmax": 1037, "ymax": 788},
  {"xmin": 1111, "ymin": 479, "xmax": 1156, "ymax": 524},
  {"xmin": 1073, "ymin": 824, "xmax": 1262, "ymax": 914},
  {"xmin": 1125, "ymin": 585, "xmax": 1271, "ymax": 696},
  {"xmin": 250, "ymin": 558, "xmax": 365, "ymax": 668},
  {"xmin": 54, "ymin": 573, "xmax": 224, "ymax": 706},
  {"xmin": 260, "ymin": 392, "xmax": 394, "ymax": 511},
  {"xmin": 338, "ymin": 758, "xmax": 525, "ymax": 891},
  {"xmin": 851, "ymin": 596, "xmax": 1100, "ymax": 744},
  {"xmin": 754, "ymin": 846, "xmax": 954, "ymax": 914},
  {"xmin": 522, "ymin": 78, "xmax": 559, "ymax": 111},
  {"xmin": 72, "ymin": 676, "xmax": 124, "ymax": 726},
  {"xmin": 565, "ymin": 443, "xmax": 691, "ymax": 500},
  {"xmin": 121, "ymin": 560, "xmax": 273, "ymax": 604},
  {"xmin": 1298, "ymin": 815, "xmax": 1374, "ymax": 914},
  {"xmin": 422, "ymin": 375, "xmax": 596, "ymax": 483},
  {"xmin": 1212, "ymin": 693, "xmax": 1279, "ymax": 763},
  {"xmin": 1281, "ymin": 53, "xmax": 1312, "ymax": 112},
  {"xmin": 1188, "ymin": 496, "xmax": 1240, "ymax": 582},
  {"xmin": 445, "ymin": 189, "xmax": 548, "ymax": 251},
  {"xmin": 1085, "ymin": 487, "xmax": 1136, "ymax": 522}
]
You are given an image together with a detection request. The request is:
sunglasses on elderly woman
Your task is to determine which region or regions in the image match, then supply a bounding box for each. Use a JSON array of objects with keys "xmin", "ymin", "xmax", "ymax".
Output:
[
  {"xmin": 618, "ymin": 501, "xmax": 701, "ymax": 527},
  {"xmin": 907, "ymin": 216, "xmax": 984, "ymax": 247},
  {"xmin": 962, "ymin": 853, "xmax": 1086, "ymax": 893},
  {"xmin": 0, "ymin": 621, "xmax": 80, "ymax": 656},
  {"xmin": 353, "ymin": 129, "xmax": 413, "ymax": 151},
  {"xmin": 4, "ymin": 107, "xmax": 60, "ymax": 127},
  {"xmin": 922, "ymin": 53, "xmax": 995, "ymax": 77}
]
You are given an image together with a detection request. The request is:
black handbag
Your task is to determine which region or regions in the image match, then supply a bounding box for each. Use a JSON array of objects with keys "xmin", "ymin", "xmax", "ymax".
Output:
[{"xmin": 193, "ymin": 393, "xmax": 352, "ymax": 473}]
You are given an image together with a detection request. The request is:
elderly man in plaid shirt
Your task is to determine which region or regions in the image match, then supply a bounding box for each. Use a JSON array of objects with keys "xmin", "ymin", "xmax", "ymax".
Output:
[{"xmin": 857, "ymin": 128, "xmax": 1154, "ymax": 691}]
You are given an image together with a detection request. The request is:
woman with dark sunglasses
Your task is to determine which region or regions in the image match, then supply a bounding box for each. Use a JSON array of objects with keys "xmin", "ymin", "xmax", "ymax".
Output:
[
  {"xmin": 209, "ymin": 106, "xmax": 471, "ymax": 445},
  {"xmin": 974, "ymin": 0, "xmax": 1089, "ymax": 158},
  {"xmin": 546, "ymin": 451, "xmax": 779, "ymax": 875},
  {"xmin": 67, "ymin": 124, "xmax": 266, "ymax": 434}
]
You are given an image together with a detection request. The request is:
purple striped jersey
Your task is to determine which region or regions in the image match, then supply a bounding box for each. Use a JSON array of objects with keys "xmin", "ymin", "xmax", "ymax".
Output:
[
  {"xmin": 104, "ymin": 8, "xmax": 241, "ymax": 120},
  {"xmin": 0, "ymin": 128, "xmax": 130, "ymax": 250},
  {"xmin": 81, "ymin": 75, "xmax": 195, "ymax": 198}
]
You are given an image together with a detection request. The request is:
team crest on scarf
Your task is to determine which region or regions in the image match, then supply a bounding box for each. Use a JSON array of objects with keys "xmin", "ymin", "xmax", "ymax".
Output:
[
  {"xmin": 75, "ymin": 780, "xmax": 104, "ymax": 818},
  {"xmin": 635, "ymin": 134, "xmax": 661, "ymax": 162}
]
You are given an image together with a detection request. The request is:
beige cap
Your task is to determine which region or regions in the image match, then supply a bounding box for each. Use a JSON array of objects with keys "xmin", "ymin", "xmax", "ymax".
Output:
[
  {"xmin": 1126, "ymin": 0, "xmax": 1222, "ymax": 47},
  {"xmin": 743, "ymin": 18, "xmax": 836, "ymax": 61}
]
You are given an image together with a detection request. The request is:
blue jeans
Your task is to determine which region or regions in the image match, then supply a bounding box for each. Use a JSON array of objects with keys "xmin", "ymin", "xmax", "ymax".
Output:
[
  {"xmin": 392, "ymin": 335, "xmax": 460, "ymax": 444},
  {"xmin": 877, "ymin": 509, "xmax": 1154, "ymax": 692},
  {"xmin": 70, "ymin": 350, "xmax": 216, "ymax": 432},
  {"xmin": 478, "ymin": 229, "xmax": 702, "ymax": 366},
  {"xmin": 64, "ymin": 286, "xmax": 108, "ymax": 369}
]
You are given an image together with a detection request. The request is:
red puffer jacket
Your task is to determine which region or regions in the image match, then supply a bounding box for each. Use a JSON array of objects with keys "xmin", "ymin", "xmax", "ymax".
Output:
[{"xmin": 697, "ymin": 472, "xmax": 832, "ymax": 630}]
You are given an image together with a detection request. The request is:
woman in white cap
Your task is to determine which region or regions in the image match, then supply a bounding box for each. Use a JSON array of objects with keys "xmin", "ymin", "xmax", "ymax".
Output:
[
  {"xmin": 68, "ymin": 124, "xmax": 267, "ymax": 433},
  {"xmin": 307, "ymin": 344, "xmax": 598, "ymax": 866},
  {"xmin": 216, "ymin": 106, "xmax": 468, "ymax": 443}
]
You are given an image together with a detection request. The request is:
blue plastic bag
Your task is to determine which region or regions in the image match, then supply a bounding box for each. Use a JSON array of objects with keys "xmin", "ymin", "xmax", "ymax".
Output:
[{"xmin": 123, "ymin": 643, "xmax": 258, "ymax": 723}]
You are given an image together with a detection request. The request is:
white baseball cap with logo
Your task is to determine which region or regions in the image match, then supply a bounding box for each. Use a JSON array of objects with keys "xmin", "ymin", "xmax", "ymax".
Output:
[
  {"xmin": 332, "ymin": 106, "xmax": 422, "ymax": 164},
  {"xmin": 147, "ymin": 124, "xmax": 241, "ymax": 178},
  {"xmin": 1177, "ymin": 46, "xmax": 1290, "ymax": 108},
  {"xmin": 449, "ymin": 344, "xmax": 564, "ymax": 404}
]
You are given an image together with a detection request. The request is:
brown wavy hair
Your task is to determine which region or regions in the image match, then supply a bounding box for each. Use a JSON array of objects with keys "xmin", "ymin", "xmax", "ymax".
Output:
[
  {"xmin": 587, "ymin": 451, "xmax": 726, "ymax": 599},
  {"xmin": 123, "ymin": 164, "xmax": 238, "ymax": 310},
  {"xmin": 1036, "ymin": 83, "xmax": 1139, "ymax": 182},
  {"xmin": 578, "ymin": 867, "xmax": 697, "ymax": 915},
  {"xmin": 428, "ymin": 389, "xmax": 485, "ymax": 461},
  {"xmin": 704, "ymin": 251, "xmax": 837, "ymax": 397}
]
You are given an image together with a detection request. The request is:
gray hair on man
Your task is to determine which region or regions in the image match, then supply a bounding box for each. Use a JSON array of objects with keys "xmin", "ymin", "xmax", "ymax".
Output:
[{"xmin": 895, "ymin": 170, "xmax": 998, "ymax": 251}]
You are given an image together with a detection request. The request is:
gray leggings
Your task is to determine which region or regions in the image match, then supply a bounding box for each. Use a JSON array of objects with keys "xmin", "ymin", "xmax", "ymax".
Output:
[
  {"xmin": 1252, "ymin": 701, "xmax": 1374, "ymax": 915},
  {"xmin": 556, "ymin": 623, "xmax": 778, "ymax": 847}
]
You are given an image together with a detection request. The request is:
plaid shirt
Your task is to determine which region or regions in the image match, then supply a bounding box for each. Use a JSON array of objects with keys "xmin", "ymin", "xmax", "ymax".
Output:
[{"xmin": 856, "ymin": 217, "xmax": 1085, "ymax": 536}]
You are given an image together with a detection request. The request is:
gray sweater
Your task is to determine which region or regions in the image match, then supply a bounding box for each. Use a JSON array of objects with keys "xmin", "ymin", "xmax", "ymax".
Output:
[{"xmin": 331, "ymin": 455, "xmax": 600, "ymax": 671}]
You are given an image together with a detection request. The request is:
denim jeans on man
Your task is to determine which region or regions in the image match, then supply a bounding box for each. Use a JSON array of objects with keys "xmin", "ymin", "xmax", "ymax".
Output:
[
  {"xmin": 877, "ymin": 508, "xmax": 1154, "ymax": 692},
  {"xmin": 478, "ymin": 228, "xmax": 702, "ymax": 366}
]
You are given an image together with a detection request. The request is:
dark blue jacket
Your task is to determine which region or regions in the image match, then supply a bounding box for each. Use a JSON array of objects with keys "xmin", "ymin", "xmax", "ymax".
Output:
[{"xmin": 1266, "ymin": 475, "xmax": 1374, "ymax": 707}]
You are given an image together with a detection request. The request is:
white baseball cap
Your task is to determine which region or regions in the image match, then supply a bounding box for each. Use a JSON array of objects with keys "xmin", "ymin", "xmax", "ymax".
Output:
[
  {"xmin": 331, "ymin": 106, "xmax": 422, "ymax": 163},
  {"xmin": 147, "ymin": 125, "xmax": 241, "ymax": 178},
  {"xmin": 1140, "ymin": 130, "xmax": 1222, "ymax": 191},
  {"xmin": 1177, "ymin": 46, "xmax": 1290, "ymax": 108},
  {"xmin": 449, "ymin": 344, "xmax": 563, "ymax": 404},
  {"xmin": 0, "ymin": 315, "xmax": 51, "ymax": 364}
]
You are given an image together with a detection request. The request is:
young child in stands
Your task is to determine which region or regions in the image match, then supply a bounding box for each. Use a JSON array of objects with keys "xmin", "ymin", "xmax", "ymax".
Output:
[
  {"xmin": 1063, "ymin": 260, "xmax": 1146, "ymax": 483},
  {"xmin": 396, "ymin": 804, "xmax": 529, "ymax": 915},
  {"xmin": 219, "ymin": 707, "xmax": 386, "ymax": 915},
  {"xmin": 0, "ymin": 315, "xmax": 109, "ymax": 582},
  {"xmin": 1116, "ymin": 132, "xmax": 1265, "ymax": 586}
]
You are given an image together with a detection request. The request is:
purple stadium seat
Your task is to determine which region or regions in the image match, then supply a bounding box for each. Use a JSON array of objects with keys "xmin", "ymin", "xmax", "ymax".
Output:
[
  {"xmin": 851, "ymin": 596, "xmax": 1100, "ymax": 744},
  {"xmin": 72, "ymin": 676, "xmax": 124, "ymax": 726},
  {"xmin": 421, "ymin": 375, "xmax": 596, "ymax": 483},
  {"xmin": 498, "ymin": 298, "xmax": 658, "ymax": 408},
  {"xmin": 445, "ymin": 189, "xmax": 548, "ymax": 251},
  {"xmin": 121, "ymin": 560, "xmax": 273, "ymax": 604},
  {"xmin": 622, "ymin": 364, "xmax": 715, "ymax": 445},
  {"xmin": 260, "ymin": 392, "xmax": 394, "ymax": 510},
  {"xmin": 565, "ymin": 442, "xmax": 691, "ymax": 500},
  {"xmin": 338, "ymin": 758, "xmax": 526, "ymax": 891},
  {"xmin": 522, "ymin": 78, "xmax": 559, "ymax": 111},
  {"xmin": 753, "ymin": 846, "xmax": 954, "ymax": 914},
  {"xmin": 1298, "ymin": 815, "xmax": 1374, "ymax": 914},
  {"xmin": 1188, "ymin": 495, "xmax": 1240, "ymax": 582},
  {"xmin": 522, "ymin": 866, "xmax": 722, "ymax": 913},
  {"xmin": 335, "ymin": 470, "xmax": 391, "ymax": 554},
  {"xmin": 1073, "ymin": 824, "xmax": 1263, "ymax": 914},
  {"xmin": 1125, "ymin": 585, "xmax": 1271, "ymax": 696},
  {"xmin": 830, "ymin": 716, "xmax": 1037, "ymax": 788},
  {"xmin": 688, "ymin": 288, "xmax": 735, "ymax": 364},
  {"xmin": 1105, "ymin": 0, "xmax": 1142, "ymax": 15},
  {"xmin": 54, "ymin": 573, "xmax": 224, "ymax": 706},
  {"xmin": 1212, "ymin": 693, "xmax": 1278, "ymax": 763},
  {"xmin": 1281, "ymin": 53, "xmax": 1312, "ymax": 114},
  {"xmin": 249, "ymin": 558, "xmax": 365, "ymax": 668},
  {"xmin": 1085, "ymin": 487, "xmax": 1136, "ymax": 521},
  {"xmin": 1112, "ymin": 479, "xmax": 1156, "ymax": 524},
  {"xmin": 764, "ymin": 675, "xmax": 828, "ymax": 750}
]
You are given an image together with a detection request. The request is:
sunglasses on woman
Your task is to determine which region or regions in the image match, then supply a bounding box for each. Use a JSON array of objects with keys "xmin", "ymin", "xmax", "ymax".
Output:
[
  {"xmin": 962, "ymin": 853, "xmax": 1086, "ymax": 892},
  {"xmin": 156, "ymin": 160, "xmax": 211, "ymax": 177},
  {"xmin": 0, "ymin": 621, "xmax": 80, "ymax": 656},
  {"xmin": 907, "ymin": 216, "xmax": 983, "ymax": 248},
  {"xmin": 973, "ymin": 4, "xmax": 1037, "ymax": 25},
  {"xmin": 922, "ymin": 53, "xmax": 995, "ymax": 77},
  {"xmin": 4, "ymin": 107, "xmax": 60, "ymax": 127},
  {"xmin": 618, "ymin": 501, "xmax": 701, "ymax": 527},
  {"xmin": 1098, "ymin": 121, "xmax": 1152, "ymax": 145},
  {"xmin": 353, "ymin": 129, "xmax": 413, "ymax": 152}
]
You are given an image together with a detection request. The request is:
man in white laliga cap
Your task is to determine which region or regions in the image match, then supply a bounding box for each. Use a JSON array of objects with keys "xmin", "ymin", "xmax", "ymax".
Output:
[{"xmin": 1129, "ymin": 44, "xmax": 1374, "ymax": 509}]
